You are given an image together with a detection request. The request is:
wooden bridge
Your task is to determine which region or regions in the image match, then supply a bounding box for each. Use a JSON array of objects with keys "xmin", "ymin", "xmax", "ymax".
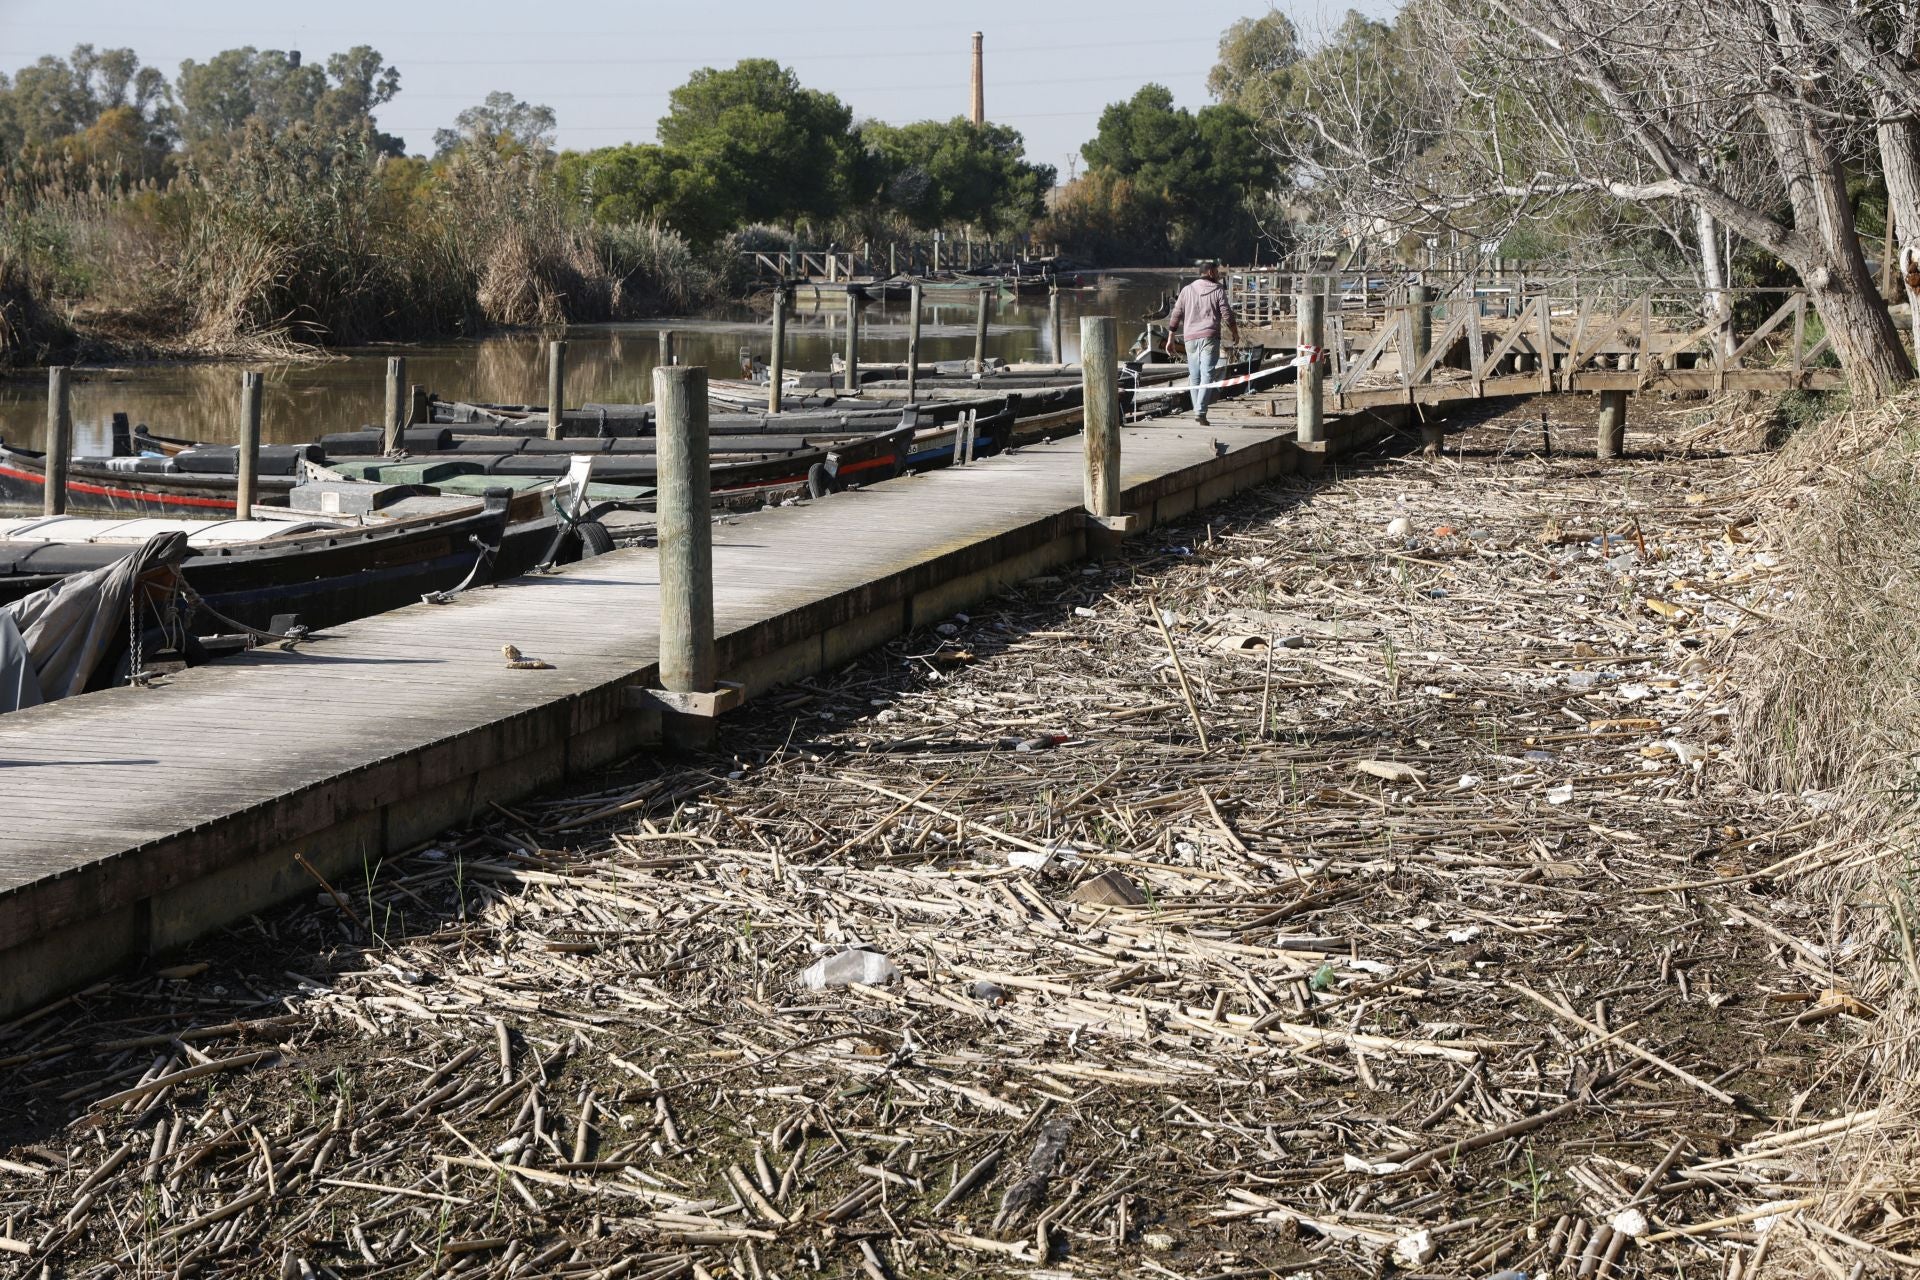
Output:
[{"xmin": 1229, "ymin": 269, "xmax": 1845, "ymax": 410}]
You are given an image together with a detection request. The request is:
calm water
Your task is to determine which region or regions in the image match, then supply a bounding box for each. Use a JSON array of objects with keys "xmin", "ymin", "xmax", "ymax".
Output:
[{"xmin": 0, "ymin": 274, "xmax": 1175, "ymax": 455}]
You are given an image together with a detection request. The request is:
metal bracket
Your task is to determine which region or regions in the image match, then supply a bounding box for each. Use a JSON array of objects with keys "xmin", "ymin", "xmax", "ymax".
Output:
[
  {"xmin": 625, "ymin": 680, "xmax": 745, "ymax": 720},
  {"xmin": 1084, "ymin": 512, "xmax": 1142, "ymax": 534}
]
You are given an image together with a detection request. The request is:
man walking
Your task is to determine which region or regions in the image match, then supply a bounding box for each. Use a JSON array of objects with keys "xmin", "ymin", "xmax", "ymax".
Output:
[{"xmin": 1166, "ymin": 261, "xmax": 1241, "ymax": 425}]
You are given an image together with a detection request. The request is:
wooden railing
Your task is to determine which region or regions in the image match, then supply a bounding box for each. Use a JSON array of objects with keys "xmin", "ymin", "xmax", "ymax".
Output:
[{"xmin": 1305, "ymin": 284, "xmax": 1841, "ymax": 410}]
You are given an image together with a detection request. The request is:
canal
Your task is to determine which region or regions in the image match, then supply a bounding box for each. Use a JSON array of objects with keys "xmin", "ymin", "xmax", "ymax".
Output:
[{"xmin": 0, "ymin": 273, "xmax": 1176, "ymax": 456}]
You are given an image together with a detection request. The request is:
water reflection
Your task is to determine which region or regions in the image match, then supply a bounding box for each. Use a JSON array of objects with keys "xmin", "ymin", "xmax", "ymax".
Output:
[{"xmin": 0, "ymin": 274, "xmax": 1173, "ymax": 455}]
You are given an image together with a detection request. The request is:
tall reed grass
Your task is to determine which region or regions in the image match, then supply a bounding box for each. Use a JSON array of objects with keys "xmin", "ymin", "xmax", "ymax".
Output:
[{"xmin": 0, "ymin": 126, "xmax": 731, "ymax": 362}]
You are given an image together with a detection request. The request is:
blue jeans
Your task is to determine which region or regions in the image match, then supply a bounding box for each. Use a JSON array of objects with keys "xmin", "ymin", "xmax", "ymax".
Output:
[{"xmin": 1186, "ymin": 338, "xmax": 1219, "ymax": 417}]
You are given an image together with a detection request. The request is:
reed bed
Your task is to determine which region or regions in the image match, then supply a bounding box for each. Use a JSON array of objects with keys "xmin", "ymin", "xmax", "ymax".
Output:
[{"xmin": 0, "ymin": 401, "xmax": 1870, "ymax": 1277}]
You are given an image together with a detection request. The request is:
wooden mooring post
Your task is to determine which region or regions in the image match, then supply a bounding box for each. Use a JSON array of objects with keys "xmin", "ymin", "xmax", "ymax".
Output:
[
  {"xmin": 906, "ymin": 282, "xmax": 923, "ymax": 403},
  {"xmin": 973, "ymin": 287, "xmax": 990, "ymax": 372},
  {"xmin": 1049, "ymin": 283, "xmax": 1063, "ymax": 362},
  {"xmin": 382, "ymin": 357, "xmax": 405, "ymax": 453},
  {"xmin": 843, "ymin": 289, "xmax": 861, "ymax": 393},
  {"xmin": 1597, "ymin": 389, "xmax": 1628, "ymax": 459},
  {"xmin": 658, "ymin": 329, "xmax": 677, "ymax": 368},
  {"xmin": 42, "ymin": 367, "xmax": 71, "ymax": 516},
  {"xmin": 655, "ymin": 364, "xmax": 715, "ymax": 695},
  {"xmin": 768, "ymin": 287, "xmax": 787, "ymax": 414},
  {"xmin": 1080, "ymin": 316, "xmax": 1120, "ymax": 518},
  {"xmin": 235, "ymin": 370, "xmax": 263, "ymax": 514},
  {"xmin": 546, "ymin": 340, "xmax": 568, "ymax": 440},
  {"xmin": 1296, "ymin": 286, "xmax": 1325, "ymax": 445},
  {"xmin": 410, "ymin": 384, "xmax": 429, "ymax": 427}
]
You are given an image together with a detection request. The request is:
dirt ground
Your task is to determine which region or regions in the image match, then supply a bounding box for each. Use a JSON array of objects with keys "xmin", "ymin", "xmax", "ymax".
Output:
[{"xmin": 0, "ymin": 396, "xmax": 1860, "ymax": 1279}]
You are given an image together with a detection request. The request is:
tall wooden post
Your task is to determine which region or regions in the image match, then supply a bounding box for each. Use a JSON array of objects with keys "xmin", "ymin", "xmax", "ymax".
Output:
[
  {"xmin": 1296, "ymin": 287, "xmax": 1326, "ymax": 445},
  {"xmin": 658, "ymin": 329, "xmax": 676, "ymax": 368},
  {"xmin": 906, "ymin": 282, "xmax": 924, "ymax": 403},
  {"xmin": 973, "ymin": 287, "xmax": 990, "ymax": 372},
  {"xmin": 1080, "ymin": 317, "xmax": 1120, "ymax": 518},
  {"xmin": 1409, "ymin": 283, "xmax": 1433, "ymax": 372},
  {"xmin": 43, "ymin": 366, "xmax": 71, "ymax": 516},
  {"xmin": 889, "ymin": 242, "xmax": 897, "ymax": 276},
  {"xmin": 1597, "ymin": 389, "xmax": 1628, "ymax": 459},
  {"xmin": 842, "ymin": 289, "xmax": 862, "ymax": 393},
  {"xmin": 410, "ymin": 384, "xmax": 429, "ymax": 426},
  {"xmin": 932, "ymin": 236, "xmax": 941, "ymax": 275},
  {"xmin": 654, "ymin": 365, "xmax": 715, "ymax": 696},
  {"xmin": 383, "ymin": 357, "xmax": 406, "ymax": 453},
  {"xmin": 768, "ymin": 287, "xmax": 787, "ymax": 414},
  {"xmin": 1049, "ymin": 283, "xmax": 1063, "ymax": 362},
  {"xmin": 236, "ymin": 370, "xmax": 263, "ymax": 515},
  {"xmin": 546, "ymin": 340, "xmax": 568, "ymax": 441}
]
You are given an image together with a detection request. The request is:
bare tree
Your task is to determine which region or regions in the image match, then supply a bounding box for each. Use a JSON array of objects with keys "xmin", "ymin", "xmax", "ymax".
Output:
[{"xmin": 1292, "ymin": 0, "xmax": 1913, "ymax": 400}]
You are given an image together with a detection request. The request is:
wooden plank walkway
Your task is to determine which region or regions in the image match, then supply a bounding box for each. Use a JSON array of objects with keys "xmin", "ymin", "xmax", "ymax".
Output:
[{"xmin": 0, "ymin": 419, "xmax": 1352, "ymax": 1015}]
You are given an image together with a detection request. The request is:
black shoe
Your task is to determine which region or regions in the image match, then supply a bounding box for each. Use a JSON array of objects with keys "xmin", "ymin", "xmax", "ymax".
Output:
[{"xmin": 1195, "ymin": 413, "xmax": 1209, "ymax": 425}]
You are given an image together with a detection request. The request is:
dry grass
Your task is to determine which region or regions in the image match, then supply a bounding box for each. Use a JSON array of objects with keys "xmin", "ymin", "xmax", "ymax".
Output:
[{"xmin": 1729, "ymin": 387, "xmax": 1920, "ymax": 1270}]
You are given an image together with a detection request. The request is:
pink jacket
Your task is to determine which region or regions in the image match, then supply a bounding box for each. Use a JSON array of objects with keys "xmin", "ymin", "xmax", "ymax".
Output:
[{"xmin": 1168, "ymin": 278, "xmax": 1234, "ymax": 342}]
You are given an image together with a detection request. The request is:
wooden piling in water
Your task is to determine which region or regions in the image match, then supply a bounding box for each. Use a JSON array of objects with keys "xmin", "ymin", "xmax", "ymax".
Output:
[
  {"xmin": 43, "ymin": 367, "xmax": 71, "ymax": 517},
  {"xmin": 235, "ymin": 370, "xmax": 263, "ymax": 515},
  {"xmin": 1296, "ymin": 287, "xmax": 1326, "ymax": 445},
  {"xmin": 906, "ymin": 282, "xmax": 923, "ymax": 403},
  {"xmin": 768, "ymin": 288, "xmax": 787, "ymax": 414},
  {"xmin": 1080, "ymin": 316, "xmax": 1120, "ymax": 518},
  {"xmin": 383, "ymin": 357, "xmax": 405, "ymax": 453},
  {"xmin": 843, "ymin": 289, "xmax": 861, "ymax": 393},
  {"xmin": 1049, "ymin": 283, "xmax": 1063, "ymax": 361},
  {"xmin": 658, "ymin": 330, "xmax": 677, "ymax": 369},
  {"xmin": 1597, "ymin": 389, "xmax": 1628, "ymax": 459},
  {"xmin": 409, "ymin": 384, "xmax": 429, "ymax": 426},
  {"xmin": 546, "ymin": 340, "xmax": 568, "ymax": 441},
  {"xmin": 974, "ymin": 288, "xmax": 990, "ymax": 372},
  {"xmin": 655, "ymin": 364, "xmax": 715, "ymax": 695}
]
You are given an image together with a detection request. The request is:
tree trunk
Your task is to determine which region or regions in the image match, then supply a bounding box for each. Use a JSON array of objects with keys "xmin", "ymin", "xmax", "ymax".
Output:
[
  {"xmin": 1694, "ymin": 202, "xmax": 1733, "ymax": 358},
  {"xmin": 1803, "ymin": 263, "xmax": 1914, "ymax": 401},
  {"xmin": 1875, "ymin": 101, "xmax": 1920, "ymax": 361},
  {"xmin": 1757, "ymin": 92, "xmax": 1914, "ymax": 401}
]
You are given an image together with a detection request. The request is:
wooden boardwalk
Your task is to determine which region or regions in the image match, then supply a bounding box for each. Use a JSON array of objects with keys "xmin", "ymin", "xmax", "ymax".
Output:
[{"xmin": 0, "ymin": 416, "xmax": 1380, "ymax": 1016}]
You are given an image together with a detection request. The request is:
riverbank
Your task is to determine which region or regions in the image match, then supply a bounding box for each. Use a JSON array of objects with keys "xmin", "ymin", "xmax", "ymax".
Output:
[{"xmin": 0, "ymin": 396, "xmax": 1868, "ymax": 1276}]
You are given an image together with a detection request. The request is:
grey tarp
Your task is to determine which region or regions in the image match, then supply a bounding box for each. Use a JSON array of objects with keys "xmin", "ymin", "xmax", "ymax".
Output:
[
  {"xmin": 0, "ymin": 531, "xmax": 188, "ymax": 712},
  {"xmin": 0, "ymin": 611, "xmax": 40, "ymax": 712}
]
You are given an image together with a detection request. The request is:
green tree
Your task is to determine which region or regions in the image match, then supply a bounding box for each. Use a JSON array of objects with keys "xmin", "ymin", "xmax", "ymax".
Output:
[
  {"xmin": 1208, "ymin": 11, "xmax": 1301, "ymax": 116},
  {"xmin": 434, "ymin": 91, "xmax": 556, "ymax": 159},
  {"xmin": 1081, "ymin": 85, "xmax": 1279, "ymax": 257},
  {"xmin": 863, "ymin": 117, "xmax": 1054, "ymax": 233},
  {"xmin": 657, "ymin": 59, "xmax": 863, "ymax": 226},
  {"xmin": 0, "ymin": 44, "xmax": 172, "ymax": 166},
  {"xmin": 554, "ymin": 143, "xmax": 731, "ymax": 243},
  {"xmin": 175, "ymin": 46, "xmax": 399, "ymax": 158}
]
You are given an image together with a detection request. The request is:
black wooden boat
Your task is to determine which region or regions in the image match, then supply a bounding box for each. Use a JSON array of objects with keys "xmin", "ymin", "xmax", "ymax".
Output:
[{"xmin": 0, "ymin": 488, "xmax": 575, "ymax": 632}]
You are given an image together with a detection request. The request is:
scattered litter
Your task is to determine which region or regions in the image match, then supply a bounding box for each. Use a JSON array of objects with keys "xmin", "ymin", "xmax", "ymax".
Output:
[
  {"xmin": 1070, "ymin": 869, "xmax": 1148, "ymax": 907},
  {"xmin": 799, "ymin": 949, "xmax": 900, "ymax": 989},
  {"xmin": 1356, "ymin": 759, "xmax": 1427, "ymax": 784}
]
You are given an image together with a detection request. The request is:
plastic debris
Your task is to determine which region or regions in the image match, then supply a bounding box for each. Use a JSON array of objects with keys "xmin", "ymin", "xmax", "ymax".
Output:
[
  {"xmin": 1611, "ymin": 1207, "xmax": 1649, "ymax": 1237},
  {"xmin": 799, "ymin": 949, "xmax": 900, "ymax": 989},
  {"xmin": 1071, "ymin": 869, "xmax": 1148, "ymax": 906},
  {"xmin": 1386, "ymin": 515, "xmax": 1414, "ymax": 537},
  {"xmin": 1356, "ymin": 759, "xmax": 1427, "ymax": 784},
  {"xmin": 1394, "ymin": 1228, "xmax": 1436, "ymax": 1266},
  {"xmin": 969, "ymin": 980, "xmax": 1007, "ymax": 1005}
]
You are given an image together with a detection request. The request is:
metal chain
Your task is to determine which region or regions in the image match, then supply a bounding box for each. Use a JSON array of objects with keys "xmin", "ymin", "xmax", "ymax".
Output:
[{"xmin": 127, "ymin": 584, "xmax": 145, "ymax": 686}]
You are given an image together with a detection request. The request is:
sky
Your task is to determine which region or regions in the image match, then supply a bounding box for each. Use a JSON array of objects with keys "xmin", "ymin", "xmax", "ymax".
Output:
[{"xmin": 0, "ymin": 0, "xmax": 1395, "ymax": 174}]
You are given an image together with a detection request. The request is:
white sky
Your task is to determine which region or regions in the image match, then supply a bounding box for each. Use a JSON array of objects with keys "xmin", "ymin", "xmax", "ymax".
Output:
[{"xmin": 0, "ymin": 0, "xmax": 1397, "ymax": 174}]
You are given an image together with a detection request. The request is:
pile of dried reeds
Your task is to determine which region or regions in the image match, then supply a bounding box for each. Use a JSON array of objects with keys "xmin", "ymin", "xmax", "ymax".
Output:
[{"xmin": 0, "ymin": 400, "xmax": 1863, "ymax": 1278}]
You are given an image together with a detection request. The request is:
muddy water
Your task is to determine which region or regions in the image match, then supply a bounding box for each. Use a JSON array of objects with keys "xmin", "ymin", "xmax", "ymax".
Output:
[{"xmin": 0, "ymin": 274, "xmax": 1175, "ymax": 456}]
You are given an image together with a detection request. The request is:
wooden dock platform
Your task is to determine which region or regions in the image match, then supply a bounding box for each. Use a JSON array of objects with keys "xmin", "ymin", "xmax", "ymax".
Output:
[{"xmin": 0, "ymin": 412, "xmax": 1394, "ymax": 1017}]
